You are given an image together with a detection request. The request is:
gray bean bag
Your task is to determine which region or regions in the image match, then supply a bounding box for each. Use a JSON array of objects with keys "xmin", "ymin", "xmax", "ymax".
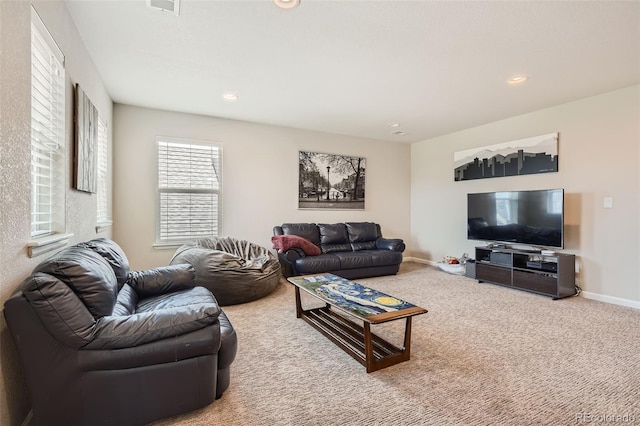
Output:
[{"xmin": 170, "ymin": 236, "xmax": 281, "ymax": 305}]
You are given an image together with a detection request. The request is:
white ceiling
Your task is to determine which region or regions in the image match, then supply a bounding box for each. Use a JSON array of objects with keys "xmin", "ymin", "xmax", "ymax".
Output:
[{"xmin": 64, "ymin": 0, "xmax": 640, "ymax": 143}]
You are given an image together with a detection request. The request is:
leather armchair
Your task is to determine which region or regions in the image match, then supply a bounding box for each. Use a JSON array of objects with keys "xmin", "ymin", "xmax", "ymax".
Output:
[{"xmin": 4, "ymin": 238, "xmax": 237, "ymax": 426}]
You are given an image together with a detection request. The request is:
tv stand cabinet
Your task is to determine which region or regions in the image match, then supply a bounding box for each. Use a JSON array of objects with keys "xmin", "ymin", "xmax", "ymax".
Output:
[{"xmin": 475, "ymin": 247, "xmax": 576, "ymax": 299}]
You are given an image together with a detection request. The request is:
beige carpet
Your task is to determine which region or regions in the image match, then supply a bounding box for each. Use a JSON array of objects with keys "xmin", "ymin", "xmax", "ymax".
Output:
[{"xmin": 152, "ymin": 263, "xmax": 640, "ymax": 426}]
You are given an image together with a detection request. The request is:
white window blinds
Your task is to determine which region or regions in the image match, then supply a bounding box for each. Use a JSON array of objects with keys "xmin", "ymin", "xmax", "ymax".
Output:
[
  {"xmin": 30, "ymin": 9, "xmax": 65, "ymax": 237},
  {"xmin": 96, "ymin": 118, "xmax": 110, "ymax": 224},
  {"xmin": 157, "ymin": 139, "xmax": 222, "ymax": 243}
]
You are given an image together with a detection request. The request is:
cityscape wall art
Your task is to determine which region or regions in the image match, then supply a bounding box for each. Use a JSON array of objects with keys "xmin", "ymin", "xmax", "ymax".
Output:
[{"xmin": 454, "ymin": 133, "xmax": 559, "ymax": 181}]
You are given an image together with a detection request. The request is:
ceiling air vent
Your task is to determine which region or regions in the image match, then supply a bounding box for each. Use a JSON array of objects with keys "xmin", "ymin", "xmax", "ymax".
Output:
[{"xmin": 147, "ymin": 0, "xmax": 180, "ymax": 16}]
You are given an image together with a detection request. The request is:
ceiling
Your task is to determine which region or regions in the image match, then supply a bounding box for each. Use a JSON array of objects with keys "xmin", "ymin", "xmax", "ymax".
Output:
[{"xmin": 64, "ymin": 0, "xmax": 640, "ymax": 143}]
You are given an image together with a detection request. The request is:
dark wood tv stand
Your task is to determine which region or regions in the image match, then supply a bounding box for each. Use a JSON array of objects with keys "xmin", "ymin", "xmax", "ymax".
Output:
[{"xmin": 475, "ymin": 246, "xmax": 576, "ymax": 299}]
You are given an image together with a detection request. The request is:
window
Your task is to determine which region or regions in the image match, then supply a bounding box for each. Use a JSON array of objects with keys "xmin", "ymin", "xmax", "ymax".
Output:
[
  {"xmin": 30, "ymin": 8, "xmax": 65, "ymax": 238},
  {"xmin": 156, "ymin": 138, "xmax": 222, "ymax": 244},
  {"xmin": 495, "ymin": 191, "xmax": 518, "ymax": 225},
  {"xmin": 96, "ymin": 118, "xmax": 111, "ymax": 228}
]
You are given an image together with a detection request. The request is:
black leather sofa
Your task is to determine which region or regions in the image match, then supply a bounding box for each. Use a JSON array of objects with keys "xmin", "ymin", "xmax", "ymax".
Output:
[
  {"xmin": 272, "ymin": 222, "xmax": 405, "ymax": 279},
  {"xmin": 4, "ymin": 238, "xmax": 237, "ymax": 426}
]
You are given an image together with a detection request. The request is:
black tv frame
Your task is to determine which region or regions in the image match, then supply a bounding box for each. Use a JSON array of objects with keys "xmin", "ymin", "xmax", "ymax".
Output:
[{"xmin": 467, "ymin": 188, "xmax": 564, "ymax": 250}]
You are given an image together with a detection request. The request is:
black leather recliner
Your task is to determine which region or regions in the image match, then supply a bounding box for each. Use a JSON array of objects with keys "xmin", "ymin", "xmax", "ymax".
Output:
[{"xmin": 4, "ymin": 238, "xmax": 237, "ymax": 426}]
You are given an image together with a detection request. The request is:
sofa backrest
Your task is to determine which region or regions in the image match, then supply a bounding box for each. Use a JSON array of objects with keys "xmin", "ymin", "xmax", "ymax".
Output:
[
  {"xmin": 278, "ymin": 223, "xmax": 321, "ymax": 245},
  {"xmin": 318, "ymin": 223, "xmax": 351, "ymax": 253},
  {"xmin": 274, "ymin": 222, "xmax": 383, "ymax": 253}
]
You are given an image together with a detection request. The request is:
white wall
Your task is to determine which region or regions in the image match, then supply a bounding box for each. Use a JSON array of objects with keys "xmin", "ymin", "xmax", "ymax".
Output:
[
  {"xmin": 411, "ymin": 85, "xmax": 640, "ymax": 304},
  {"xmin": 113, "ymin": 104, "xmax": 412, "ymax": 270},
  {"xmin": 0, "ymin": 1, "xmax": 113, "ymax": 424}
]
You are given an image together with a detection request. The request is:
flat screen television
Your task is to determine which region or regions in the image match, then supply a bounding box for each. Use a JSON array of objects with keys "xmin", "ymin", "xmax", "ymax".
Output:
[{"xmin": 467, "ymin": 189, "xmax": 564, "ymax": 249}]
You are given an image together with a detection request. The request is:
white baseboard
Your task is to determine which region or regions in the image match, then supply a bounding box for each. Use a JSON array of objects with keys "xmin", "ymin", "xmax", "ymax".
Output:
[
  {"xmin": 403, "ymin": 258, "xmax": 639, "ymax": 310},
  {"xmin": 403, "ymin": 257, "xmax": 436, "ymax": 266},
  {"xmin": 580, "ymin": 291, "xmax": 640, "ymax": 310}
]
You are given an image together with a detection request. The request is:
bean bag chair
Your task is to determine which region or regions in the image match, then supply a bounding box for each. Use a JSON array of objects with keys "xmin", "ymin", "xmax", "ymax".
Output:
[{"xmin": 170, "ymin": 236, "xmax": 281, "ymax": 305}]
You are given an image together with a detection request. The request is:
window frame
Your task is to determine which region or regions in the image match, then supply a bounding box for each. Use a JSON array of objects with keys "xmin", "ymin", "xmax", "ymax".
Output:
[
  {"xmin": 27, "ymin": 7, "xmax": 72, "ymax": 257},
  {"xmin": 95, "ymin": 117, "xmax": 112, "ymax": 232},
  {"xmin": 154, "ymin": 137, "xmax": 223, "ymax": 247}
]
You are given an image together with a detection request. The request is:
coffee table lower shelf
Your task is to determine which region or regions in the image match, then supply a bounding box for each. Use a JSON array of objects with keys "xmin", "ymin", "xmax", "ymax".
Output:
[{"xmin": 299, "ymin": 305, "xmax": 413, "ymax": 373}]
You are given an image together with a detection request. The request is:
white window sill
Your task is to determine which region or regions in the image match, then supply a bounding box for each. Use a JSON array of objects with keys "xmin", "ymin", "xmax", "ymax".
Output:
[
  {"xmin": 95, "ymin": 221, "xmax": 113, "ymax": 233},
  {"xmin": 153, "ymin": 242, "xmax": 185, "ymax": 250},
  {"xmin": 27, "ymin": 233, "xmax": 74, "ymax": 258}
]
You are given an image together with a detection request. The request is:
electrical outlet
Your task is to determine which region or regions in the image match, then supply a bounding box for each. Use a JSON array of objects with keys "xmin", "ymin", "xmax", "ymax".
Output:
[{"xmin": 603, "ymin": 197, "xmax": 613, "ymax": 208}]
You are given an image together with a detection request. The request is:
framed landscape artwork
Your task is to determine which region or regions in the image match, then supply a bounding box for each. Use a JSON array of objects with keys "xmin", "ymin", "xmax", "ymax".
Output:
[
  {"xmin": 454, "ymin": 133, "xmax": 559, "ymax": 181},
  {"xmin": 74, "ymin": 84, "xmax": 98, "ymax": 193},
  {"xmin": 298, "ymin": 151, "xmax": 366, "ymax": 210}
]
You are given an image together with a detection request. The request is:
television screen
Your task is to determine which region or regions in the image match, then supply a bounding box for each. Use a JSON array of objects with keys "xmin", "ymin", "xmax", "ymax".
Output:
[{"xmin": 467, "ymin": 189, "xmax": 564, "ymax": 249}]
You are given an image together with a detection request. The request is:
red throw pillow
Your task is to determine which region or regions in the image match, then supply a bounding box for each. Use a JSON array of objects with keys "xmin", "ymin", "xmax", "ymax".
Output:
[{"xmin": 271, "ymin": 235, "xmax": 321, "ymax": 256}]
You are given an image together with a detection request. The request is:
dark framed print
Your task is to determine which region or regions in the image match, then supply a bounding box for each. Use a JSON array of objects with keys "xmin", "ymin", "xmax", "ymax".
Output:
[
  {"xmin": 298, "ymin": 151, "xmax": 366, "ymax": 210},
  {"xmin": 74, "ymin": 84, "xmax": 98, "ymax": 193}
]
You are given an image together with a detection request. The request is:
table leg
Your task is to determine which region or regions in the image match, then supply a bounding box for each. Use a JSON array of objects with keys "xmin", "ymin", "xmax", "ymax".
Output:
[
  {"xmin": 364, "ymin": 322, "xmax": 374, "ymax": 373},
  {"xmin": 294, "ymin": 286, "xmax": 302, "ymax": 318},
  {"xmin": 403, "ymin": 317, "xmax": 413, "ymax": 358}
]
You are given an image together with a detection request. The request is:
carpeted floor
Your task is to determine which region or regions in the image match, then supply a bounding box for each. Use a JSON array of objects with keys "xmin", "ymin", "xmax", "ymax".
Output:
[{"xmin": 152, "ymin": 262, "xmax": 640, "ymax": 426}]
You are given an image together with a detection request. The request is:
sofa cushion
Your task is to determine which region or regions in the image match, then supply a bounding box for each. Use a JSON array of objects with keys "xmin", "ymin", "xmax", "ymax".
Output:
[
  {"xmin": 281, "ymin": 223, "xmax": 321, "ymax": 245},
  {"xmin": 33, "ymin": 247, "xmax": 118, "ymax": 319},
  {"xmin": 318, "ymin": 223, "xmax": 348, "ymax": 245},
  {"xmin": 294, "ymin": 254, "xmax": 341, "ymax": 274},
  {"xmin": 86, "ymin": 287, "xmax": 221, "ymax": 350},
  {"xmin": 346, "ymin": 222, "xmax": 379, "ymax": 243},
  {"xmin": 320, "ymin": 243, "xmax": 353, "ymax": 254},
  {"xmin": 271, "ymin": 234, "xmax": 321, "ymax": 256},
  {"xmin": 334, "ymin": 252, "xmax": 374, "ymax": 269},
  {"xmin": 351, "ymin": 241, "xmax": 377, "ymax": 251}
]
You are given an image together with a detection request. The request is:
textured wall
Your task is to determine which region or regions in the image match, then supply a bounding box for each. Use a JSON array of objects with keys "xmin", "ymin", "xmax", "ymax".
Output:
[{"xmin": 0, "ymin": 2, "xmax": 113, "ymax": 424}]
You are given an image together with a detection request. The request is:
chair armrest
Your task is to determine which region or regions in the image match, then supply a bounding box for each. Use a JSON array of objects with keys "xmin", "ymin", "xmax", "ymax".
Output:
[
  {"xmin": 84, "ymin": 299, "xmax": 221, "ymax": 350},
  {"xmin": 79, "ymin": 325, "xmax": 220, "ymax": 370},
  {"xmin": 127, "ymin": 264, "xmax": 195, "ymax": 298},
  {"xmin": 376, "ymin": 238, "xmax": 406, "ymax": 252}
]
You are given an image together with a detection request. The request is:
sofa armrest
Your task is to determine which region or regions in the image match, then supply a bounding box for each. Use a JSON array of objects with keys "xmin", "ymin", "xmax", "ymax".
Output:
[
  {"xmin": 282, "ymin": 247, "xmax": 306, "ymax": 261},
  {"xmin": 84, "ymin": 299, "xmax": 221, "ymax": 350},
  {"xmin": 277, "ymin": 248, "xmax": 306, "ymax": 277},
  {"xmin": 127, "ymin": 264, "xmax": 195, "ymax": 298},
  {"xmin": 376, "ymin": 238, "xmax": 406, "ymax": 252}
]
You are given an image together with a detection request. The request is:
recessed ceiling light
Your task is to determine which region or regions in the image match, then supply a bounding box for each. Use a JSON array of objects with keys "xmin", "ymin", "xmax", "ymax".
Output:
[
  {"xmin": 391, "ymin": 131, "xmax": 407, "ymax": 136},
  {"xmin": 222, "ymin": 92, "xmax": 238, "ymax": 101},
  {"xmin": 273, "ymin": 0, "xmax": 300, "ymax": 9},
  {"xmin": 508, "ymin": 75, "xmax": 529, "ymax": 85},
  {"xmin": 389, "ymin": 123, "xmax": 401, "ymax": 128}
]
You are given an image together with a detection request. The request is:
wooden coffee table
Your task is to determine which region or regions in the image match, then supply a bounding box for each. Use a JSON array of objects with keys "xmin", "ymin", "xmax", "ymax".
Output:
[{"xmin": 287, "ymin": 273, "xmax": 427, "ymax": 373}]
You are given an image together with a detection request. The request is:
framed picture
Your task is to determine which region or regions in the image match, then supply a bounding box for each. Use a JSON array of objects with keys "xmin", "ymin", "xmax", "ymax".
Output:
[
  {"xmin": 74, "ymin": 84, "xmax": 98, "ymax": 193},
  {"xmin": 298, "ymin": 151, "xmax": 366, "ymax": 210},
  {"xmin": 454, "ymin": 133, "xmax": 559, "ymax": 181}
]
